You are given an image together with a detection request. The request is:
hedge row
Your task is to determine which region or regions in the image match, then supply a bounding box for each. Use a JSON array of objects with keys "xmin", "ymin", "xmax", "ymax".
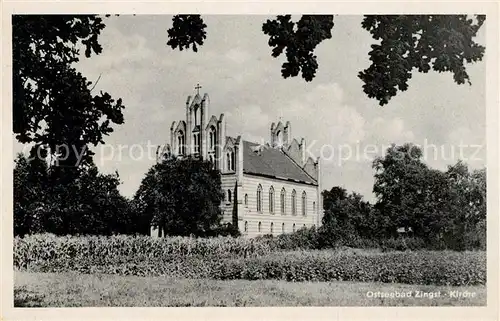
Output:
[
  {"xmin": 209, "ymin": 250, "xmax": 486, "ymax": 286},
  {"xmin": 14, "ymin": 233, "xmax": 272, "ymax": 269},
  {"xmin": 14, "ymin": 234, "xmax": 486, "ymax": 286}
]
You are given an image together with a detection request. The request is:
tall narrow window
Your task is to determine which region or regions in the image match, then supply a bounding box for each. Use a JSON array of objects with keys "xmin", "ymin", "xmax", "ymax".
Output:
[
  {"xmin": 231, "ymin": 151, "xmax": 236, "ymax": 171},
  {"xmin": 258, "ymin": 222, "xmax": 262, "ymax": 232},
  {"xmin": 244, "ymin": 194, "xmax": 248, "ymax": 207},
  {"xmin": 177, "ymin": 131, "xmax": 185, "ymax": 155},
  {"xmin": 291, "ymin": 190, "xmax": 297, "ymax": 216},
  {"xmin": 270, "ymin": 222, "xmax": 274, "ymax": 234},
  {"xmin": 313, "ymin": 201, "xmax": 316, "ymax": 214},
  {"xmin": 228, "ymin": 190, "xmax": 232, "ymax": 202},
  {"xmin": 209, "ymin": 126, "xmax": 216, "ymax": 151},
  {"xmin": 226, "ymin": 149, "xmax": 235, "ymax": 171},
  {"xmin": 293, "ymin": 223, "xmax": 296, "ymax": 232},
  {"xmin": 269, "ymin": 186, "xmax": 275, "ymax": 214},
  {"xmin": 256, "ymin": 184, "xmax": 263, "ymax": 213},
  {"xmin": 276, "ymin": 130, "xmax": 283, "ymax": 146},
  {"xmin": 244, "ymin": 221, "xmax": 248, "ymax": 232},
  {"xmin": 281, "ymin": 223, "xmax": 285, "ymax": 233},
  {"xmin": 194, "ymin": 133, "xmax": 200, "ymax": 153},
  {"xmin": 302, "ymin": 191, "xmax": 307, "ymax": 216},
  {"xmin": 280, "ymin": 188, "xmax": 286, "ymax": 215}
]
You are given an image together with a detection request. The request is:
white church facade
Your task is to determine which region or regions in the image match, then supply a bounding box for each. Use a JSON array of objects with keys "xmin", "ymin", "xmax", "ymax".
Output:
[{"xmin": 157, "ymin": 88, "xmax": 323, "ymax": 237}]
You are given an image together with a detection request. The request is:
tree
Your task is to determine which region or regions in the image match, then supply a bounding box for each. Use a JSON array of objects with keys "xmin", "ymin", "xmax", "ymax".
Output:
[
  {"xmin": 445, "ymin": 161, "xmax": 487, "ymax": 250},
  {"xmin": 372, "ymin": 143, "xmax": 429, "ymax": 236},
  {"xmin": 14, "ymin": 150, "xmax": 132, "ymax": 236},
  {"xmin": 13, "ymin": 150, "xmax": 49, "ymax": 236},
  {"xmin": 133, "ymin": 156, "xmax": 224, "ymax": 237},
  {"xmin": 320, "ymin": 186, "xmax": 373, "ymax": 246},
  {"xmin": 372, "ymin": 144, "xmax": 487, "ymax": 249},
  {"xmin": 13, "ymin": 15, "xmax": 125, "ymax": 171},
  {"xmin": 167, "ymin": 14, "xmax": 485, "ymax": 106},
  {"xmin": 372, "ymin": 143, "xmax": 455, "ymax": 242}
]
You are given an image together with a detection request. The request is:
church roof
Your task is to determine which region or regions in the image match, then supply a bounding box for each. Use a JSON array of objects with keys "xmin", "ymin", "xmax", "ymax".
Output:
[{"xmin": 242, "ymin": 141, "xmax": 317, "ymax": 185}]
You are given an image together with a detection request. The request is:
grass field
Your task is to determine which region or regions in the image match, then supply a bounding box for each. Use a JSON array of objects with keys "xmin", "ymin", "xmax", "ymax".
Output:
[{"xmin": 14, "ymin": 271, "xmax": 486, "ymax": 307}]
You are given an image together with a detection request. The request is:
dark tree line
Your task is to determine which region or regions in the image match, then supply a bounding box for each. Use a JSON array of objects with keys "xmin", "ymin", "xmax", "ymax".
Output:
[
  {"xmin": 318, "ymin": 144, "xmax": 486, "ymax": 250},
  {"xmin": 14, "ymin": 149, "xmax": 134, "ymax": 237},
  {"xmin": 14, "ymin": 152, "xmax": 234, "ymax": 238}
]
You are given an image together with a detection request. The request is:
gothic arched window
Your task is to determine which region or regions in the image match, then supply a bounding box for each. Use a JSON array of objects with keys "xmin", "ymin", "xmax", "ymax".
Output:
[
  {"xmin": 302, "ymin": 191, "xmax": 307, "ymax": 216},
  {"xmin": 256, "ymin": 184, "xmax": 263, "ymax": 213},
  {"xmin": 291, "ymin": 189, "xmax": 297, "ymax": 216},
  {"xmin": 281, "ymin": 222, "xmax": 285, "ymax": 234},
  {"xmin": 258, "ymin": 222, "xmax": 262, "ymax": 233},
  {"xmin": 276, "ymin": 130, "xmax": 283, "ymax": 146},
  {"xmin": 280, "ymin": 188, "xmax": 286, "ymax": 215},
  {"xmin": 269, "ymin": 186, "xmax": 275, "ymax": 214},
  {"xmin": 177, "ymin": 130, "xmax": 185, "ymax": 155},
  {"xmin": 292, "ymin": 223, "xmax": 296, "ymax": 233},
  {"xmin": 270, "ymin": 222, "xmax": 274, "ymax": 234},
  {"xmin": 226, "ymin": 149, "xmax": 235, "ymax": 171},
  {"xmin": 209, "ymin": 126, "xmax": 216, "ymax": 151}
]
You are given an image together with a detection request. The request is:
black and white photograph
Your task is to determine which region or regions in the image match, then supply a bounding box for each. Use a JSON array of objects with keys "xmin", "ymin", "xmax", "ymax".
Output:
[{"xmin": 2, "ymin": 3, "xmax": 499, "ymax": 319}]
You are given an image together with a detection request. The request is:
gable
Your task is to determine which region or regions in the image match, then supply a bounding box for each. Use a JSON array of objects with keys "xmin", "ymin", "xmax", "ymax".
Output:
[
  {"xmin": 174, "ymin": 120, "xmax": 186, "ymax": 134},
  {"xmin": 284, "ymin": 139, "xmax": 302, "ymax": 165},
  {"xmin": 303, "ymin": 157, "xmax": 318, "ymax": 180},
  {"xmin": 223, "ymin": 136, "xmax": 236, "ymax": 152},
  {"xmin": 243, "ymin": 141, "xmax": 317, "ymax": 185},
  {"xmin": 205, "ymin": 115, "xmax": 218, "ymax": 131}
]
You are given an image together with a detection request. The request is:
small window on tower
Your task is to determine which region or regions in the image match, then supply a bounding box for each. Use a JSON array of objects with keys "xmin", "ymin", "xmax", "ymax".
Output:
[
  {"xmin": 276, "ymin": 130, "xmax": 283, "ymax": 146},
  {"xmin": 226, "ymin": 149, "xmax": 235, "ymax": 171},
  {"xmin": 209, "ymin": 126, "xmax": 216, "ymax": 151}
]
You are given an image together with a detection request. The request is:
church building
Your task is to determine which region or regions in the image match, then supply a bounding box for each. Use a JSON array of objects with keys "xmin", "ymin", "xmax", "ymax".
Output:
[{"xmin": 156, "ymin": 87, "xmax": 323, "ymax": 237}]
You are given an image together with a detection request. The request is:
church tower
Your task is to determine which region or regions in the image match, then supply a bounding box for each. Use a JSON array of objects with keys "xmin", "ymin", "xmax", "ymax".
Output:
[
  {"xmin": 184, "ymin": 84, "xmax": 209, "ymax": 158},
  {"xmin": 164, "ymin": 84, "xmax": 226, "ymax": 171}
]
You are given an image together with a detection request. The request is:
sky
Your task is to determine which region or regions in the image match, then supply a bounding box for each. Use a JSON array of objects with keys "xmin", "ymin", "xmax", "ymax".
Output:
[{"xmin": 14, "ymin": 15, "xmax": 487, "ymax": 202}]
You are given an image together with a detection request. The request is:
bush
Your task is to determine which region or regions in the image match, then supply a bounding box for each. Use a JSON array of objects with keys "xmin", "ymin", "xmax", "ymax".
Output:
[{"xmin": 380, "ymin": 237, "xmax": 427, "ymax": 252}]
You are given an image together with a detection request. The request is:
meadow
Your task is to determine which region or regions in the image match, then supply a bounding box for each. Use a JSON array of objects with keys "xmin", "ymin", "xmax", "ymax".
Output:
[{"xmin": 14, "ymin": 234, "xmax": 487, "ymax": 307}]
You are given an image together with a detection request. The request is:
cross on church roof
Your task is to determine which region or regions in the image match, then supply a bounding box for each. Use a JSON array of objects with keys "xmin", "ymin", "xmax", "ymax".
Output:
[{"xmin": 195, "ymin": 83, "xmax": 202, "ymax": 95}]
